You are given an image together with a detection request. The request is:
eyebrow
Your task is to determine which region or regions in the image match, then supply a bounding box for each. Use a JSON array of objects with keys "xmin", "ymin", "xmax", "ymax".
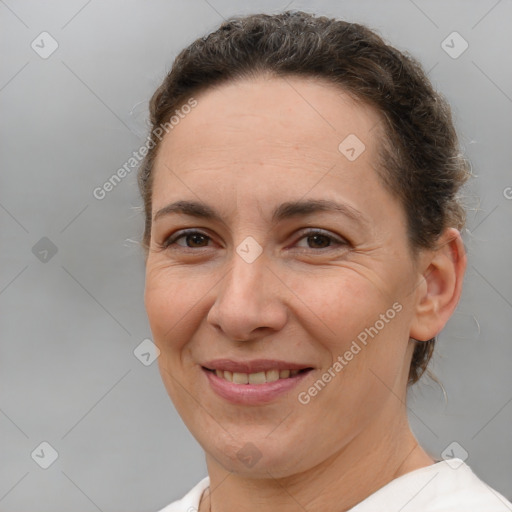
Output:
[{"xmin": 153, "ymin": 199, "xmax": 368, "ymax": 226}]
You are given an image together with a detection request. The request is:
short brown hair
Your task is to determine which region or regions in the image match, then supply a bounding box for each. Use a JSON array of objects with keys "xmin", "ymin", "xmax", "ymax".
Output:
[{"xmin": 137, "ymin": 11, "xmax": 470, "ymax": 384}]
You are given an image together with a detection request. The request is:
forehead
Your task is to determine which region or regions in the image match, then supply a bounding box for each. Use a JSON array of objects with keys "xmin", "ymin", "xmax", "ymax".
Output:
[{"xmin": 152, "ymin": 75, "xmax": 388, "ymax": 211}]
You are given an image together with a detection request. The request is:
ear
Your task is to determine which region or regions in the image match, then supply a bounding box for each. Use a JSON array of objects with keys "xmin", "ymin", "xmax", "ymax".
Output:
[{"xmin": 409, "ymin": 228, "xmax": 467, "ymax": 342}]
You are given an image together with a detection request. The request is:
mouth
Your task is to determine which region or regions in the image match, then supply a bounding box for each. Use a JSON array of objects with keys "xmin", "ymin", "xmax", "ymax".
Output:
[
  {"xmin": 203, "ymin": 367, "xmax": 311, "ymax": 385},
  {"xmin": 201, "ymin": 359, "xmax": 314, "ymax": 404}
]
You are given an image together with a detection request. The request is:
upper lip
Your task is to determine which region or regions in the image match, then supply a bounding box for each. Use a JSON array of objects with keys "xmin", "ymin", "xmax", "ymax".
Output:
[{"xmin": 202, "ymin": 359, "xmax": 313, "ymax": 374}]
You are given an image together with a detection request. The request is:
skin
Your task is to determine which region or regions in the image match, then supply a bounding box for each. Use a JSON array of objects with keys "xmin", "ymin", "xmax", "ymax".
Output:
[{"xmin": 144, "ymin": 75, "xmax": 466, "ymax": 512}]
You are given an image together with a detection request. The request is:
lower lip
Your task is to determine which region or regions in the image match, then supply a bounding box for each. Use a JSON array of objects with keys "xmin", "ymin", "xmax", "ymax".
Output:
[{"xmin": 203, "ymin": 368, "xmax": 312, "ymax": 405}]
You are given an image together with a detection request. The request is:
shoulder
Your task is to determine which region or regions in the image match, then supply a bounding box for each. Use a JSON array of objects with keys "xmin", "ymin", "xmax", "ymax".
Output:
[
  {"xmin": 156, "ymin": 477, "xmax": 210, "ymax": 512},
  {"xmin": 421, "ymin": 460, "xmax": 512, "ymax": 511},
  {"xmin": 350, "ymin": 460, "xmax": 512, "ymax": 512}
]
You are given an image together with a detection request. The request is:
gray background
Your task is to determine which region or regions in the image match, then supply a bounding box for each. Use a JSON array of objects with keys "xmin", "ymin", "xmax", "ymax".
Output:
[{"xmin": 1, "ymin": 0, "xmax": 511, "ymax": 510}]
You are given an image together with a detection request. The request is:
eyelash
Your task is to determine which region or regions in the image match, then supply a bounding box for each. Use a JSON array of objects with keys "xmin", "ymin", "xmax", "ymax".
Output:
[{"xmin": 158, "ymin": 228, "xmax": 349, "ymax": 252}]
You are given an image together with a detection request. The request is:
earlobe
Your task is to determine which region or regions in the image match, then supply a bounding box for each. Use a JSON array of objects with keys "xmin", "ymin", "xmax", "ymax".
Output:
[{"xmin": 409, "ymin": 228, "xmax": 467, "ymax": 342}]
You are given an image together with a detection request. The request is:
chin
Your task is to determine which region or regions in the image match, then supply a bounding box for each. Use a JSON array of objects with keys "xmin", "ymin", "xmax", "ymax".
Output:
[{"xmin": 200, "ymin": 429, "xmax": 308, "ymax": 478}]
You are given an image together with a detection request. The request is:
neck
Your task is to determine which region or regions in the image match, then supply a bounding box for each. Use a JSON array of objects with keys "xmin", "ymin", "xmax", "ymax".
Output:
[{"xmin": 200, "ymin": 407, "xmax": 434, "ymax": 512}]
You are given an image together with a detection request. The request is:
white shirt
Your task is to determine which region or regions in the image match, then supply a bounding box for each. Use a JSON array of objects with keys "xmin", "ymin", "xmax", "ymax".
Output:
[{"xmin": 158, "ymin": 459, "xmax": 512, "ymax": 511}]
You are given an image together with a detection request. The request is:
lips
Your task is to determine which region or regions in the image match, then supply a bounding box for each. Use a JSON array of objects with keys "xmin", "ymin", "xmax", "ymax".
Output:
[{"xmin": 202, "ymin": 359, "xmax": 313, "ymax": 401}]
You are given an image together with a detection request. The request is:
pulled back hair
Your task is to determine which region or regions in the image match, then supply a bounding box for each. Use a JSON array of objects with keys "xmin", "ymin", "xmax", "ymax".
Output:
[{"xmin": 137, "ymin": 11, "xmax": 470, "ymax": 385}]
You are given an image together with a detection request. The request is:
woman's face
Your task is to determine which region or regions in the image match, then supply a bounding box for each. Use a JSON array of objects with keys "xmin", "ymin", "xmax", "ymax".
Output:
[{"xmin": 144, "ymin": 76, "xmax": 425, "ymax": 476}]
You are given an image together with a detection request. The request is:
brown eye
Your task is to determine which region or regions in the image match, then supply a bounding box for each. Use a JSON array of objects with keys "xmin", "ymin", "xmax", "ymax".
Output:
[
  {"xmin": 305, "ymin": 233, "xmax": 332, "ymax": 249},
  {"xmin": 163, "ymin": 230, "xmax": 212, "ymax": 249},
  {"xmin": 295, "ymin": 229, "xmax": 348, "ymax": 250}
]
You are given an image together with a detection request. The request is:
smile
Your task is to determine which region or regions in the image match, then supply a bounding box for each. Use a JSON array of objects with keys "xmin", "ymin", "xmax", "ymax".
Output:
[
  {"xmin": 209, "ymin": 368, "xmax": 306, "ymax": 385},
  {"xmin": 201, "ymin": 360, "xmax": 314, "ymax": 404}
]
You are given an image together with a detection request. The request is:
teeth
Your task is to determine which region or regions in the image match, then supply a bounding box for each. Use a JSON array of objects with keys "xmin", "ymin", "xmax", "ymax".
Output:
[
  {"xmin": 213, "ymin": 368, "xmax": 303, "ymax": 385},
  {"xmin": 233, "ymin": 372, "xmax": 249, "ymax": 384},
  {"xmin": 248, "ymin": 371, "xmax": 266, "ymax": 384},
  {"xmin": 266, "ymin": 369, "xmax": 279, "ymax": 382}
]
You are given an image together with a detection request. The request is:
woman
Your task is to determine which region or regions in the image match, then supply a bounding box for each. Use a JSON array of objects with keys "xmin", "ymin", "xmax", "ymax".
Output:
[{"xmin": 137, "ymin": 11, "xmax": 512, "ymax": 512}]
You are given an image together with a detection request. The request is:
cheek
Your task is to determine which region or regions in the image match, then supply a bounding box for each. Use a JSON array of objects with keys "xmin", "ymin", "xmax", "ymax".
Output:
[
  {"xmin": 144, "ymin": 272, "xmax": 203, "ymax": 406},
  {"xmin": 144, "ymin": 266, "xmax": 205, "ymax": 353},
  {"xmin": 294, "ymin": 270, "xmax": 409, "ymax": 376},
  {"xmin": 294, "ymin": 271, "xmax": 386, "ymax": 344}
]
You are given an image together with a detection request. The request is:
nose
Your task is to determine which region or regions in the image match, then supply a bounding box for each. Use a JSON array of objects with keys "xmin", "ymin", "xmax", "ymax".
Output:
[{"xmin": 206, "ymin": 249, "xmax": 288, "ymax": 342}]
